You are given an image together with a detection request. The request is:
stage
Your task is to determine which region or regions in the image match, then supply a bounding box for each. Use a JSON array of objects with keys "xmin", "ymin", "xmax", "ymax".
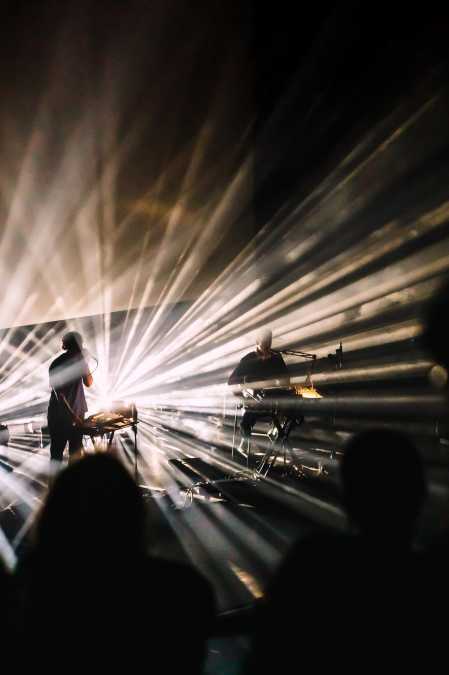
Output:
[{"xmin": 1, "ymin": 412, "xmax": 448, "ymax": 614}]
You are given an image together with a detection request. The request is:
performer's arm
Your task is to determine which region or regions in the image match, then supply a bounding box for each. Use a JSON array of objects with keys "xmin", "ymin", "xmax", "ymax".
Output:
[
  {"xmin": 81, "ymin": 353, "xmax": 93, "ymax": 387},
  {"xmin": 228, "ymin": 369, "xmax": 242, "ymax": 386},
  {"xmin": 276, "ymin": 355, "xmax": 291, "ymax": 387},
  {"xmin": 228, "ymin": 366, "xmax": 243, "ymax": 386},
  {"xmin": 83, "ymin": 371, "xmax": 93, "ymax": 387},
  {"xmin": 228, "ymin": 353, "xmax": 255, "ymax": 386}
]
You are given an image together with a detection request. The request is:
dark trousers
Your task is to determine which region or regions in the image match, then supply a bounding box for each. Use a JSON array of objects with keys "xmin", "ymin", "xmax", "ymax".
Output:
[
  {"xmin": 49, "ymin": 426, "xmax": 84, "ymax": 461},
  {"xmin": 240, "ymin": 411, "xmax": 258, "ymax": 438},
  {"xmin": 240, "ymin": 411, "xmax": 280, "ymax": 439},
  {"xmin": 241, "ymin": 412, "xmax": 303, "ymax": 444}
]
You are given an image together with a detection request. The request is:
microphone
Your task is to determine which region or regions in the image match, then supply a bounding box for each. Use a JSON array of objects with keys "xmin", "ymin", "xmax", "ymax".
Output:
[
  {"xmin": 327, "ymin": 342, "xmax": 343, "ymax": 368},
  {"xmin": 337, "ymin": 341, "xmax": 343, "ymax": 369}
]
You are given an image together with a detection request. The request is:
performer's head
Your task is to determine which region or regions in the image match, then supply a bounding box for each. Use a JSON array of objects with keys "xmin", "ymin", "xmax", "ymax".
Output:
[
  {"xmin": 62, "ymin": 331, "xmax": 83, "ymax": 353},
  {"xmin": 423, "ymin": 277, "xmax": 449, "ymax": 372},
  {"xmin": 341, "ymin": 430, "xmax": 425, "ymax": 545},
  {"xmin": 256, "ymin": 328, "xmax": 272, "ymax": 357}
]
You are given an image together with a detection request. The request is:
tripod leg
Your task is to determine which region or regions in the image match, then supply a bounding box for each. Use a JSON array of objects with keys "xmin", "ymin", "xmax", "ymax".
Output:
[
  {"xmin": 232, "ymin": 404, "xmax": 238, "ymax": 461},
  {"xmin": 266, "ymin": 447, "xmax": 279, "ymax": 477},
  {"xmin": 280, "ymin": 417, "xmax": 299, "ymax": 476},
  {"xmin": 134, "ymin": 424, "xmax": 138, "ymax": 483}
]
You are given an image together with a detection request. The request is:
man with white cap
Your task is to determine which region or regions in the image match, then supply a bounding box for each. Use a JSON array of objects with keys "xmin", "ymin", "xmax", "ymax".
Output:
[{"xmin": 228, "ymin": 328, "xmax": 289, "ymax": 440}]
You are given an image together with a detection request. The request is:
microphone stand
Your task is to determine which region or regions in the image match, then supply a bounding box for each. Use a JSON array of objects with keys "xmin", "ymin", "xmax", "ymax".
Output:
[
  {"xmin": 277, "ymin": 349, "xmax": 316, "ymax": 360},
  {"xmin": 278, "ymin": 343, "xmax": 344, "ymax": 371},
  {"xmin": 327, "ymin": 341, "xmax": 343, "ymax": 369},
  {"xmin": 275, "ymin": 349, "xmax": 317, "ymax": 381},
  {"xmin": 132, "ymin": 404, "xmax": 138, "ymax": 483}
]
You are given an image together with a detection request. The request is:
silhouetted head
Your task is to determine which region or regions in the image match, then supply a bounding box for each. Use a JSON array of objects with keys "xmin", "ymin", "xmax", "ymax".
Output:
[
  {"xmin": 423, "ymin": 278, "xmax": 449, "ymax": 372},
  {"xmin": 256, "ymin": 328, "xmax": 272, "ymax": 357},
  {"xmin": 341, "ymin": 430, "xmax": 426, "ymax": 545},
  {"xmin": 0, "ymin": 554, "xmax": 8, "ymax": 585},
  {"xmin": 62, "ymin": 331, "xmax": 83, "ymax": 353},
  {"xmin": 35, "ymin": 454, "xmax": 146, "ymax": 566}
]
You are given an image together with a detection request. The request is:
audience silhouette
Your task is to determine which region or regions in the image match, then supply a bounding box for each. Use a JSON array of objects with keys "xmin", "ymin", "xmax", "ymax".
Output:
[
  {"xmin": 423, "ymin": 277, "xmax": 449, "ymax": 372},
  {"xmin": 246, "ymin": 428, "xmax": 426, "ymax": 674},
  {"xmin": 15, "ymin": 453, "xmax": 214, "ymax": 673},
  {"xmin": 0, "ymin": 554, "xmax": 14, "ymax": 647},
  {"xmin": 420, "ymin": 278, "xmax": 449, "ymax": 652},
  {"xmin": 342, "ymin": 429, "xmax": 426, "ymax": 550}
]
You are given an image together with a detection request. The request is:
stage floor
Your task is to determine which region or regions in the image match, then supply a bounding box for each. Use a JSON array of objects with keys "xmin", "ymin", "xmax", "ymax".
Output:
[{"xmin": 1, "ymin": 420, "xmax": 449, "ymax": 614}]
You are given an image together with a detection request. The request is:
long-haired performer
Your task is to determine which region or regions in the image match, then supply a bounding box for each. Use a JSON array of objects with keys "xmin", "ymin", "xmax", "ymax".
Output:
[{"xmin": 47, "ymin": 331, "xmax": 93, "ymax": 462}]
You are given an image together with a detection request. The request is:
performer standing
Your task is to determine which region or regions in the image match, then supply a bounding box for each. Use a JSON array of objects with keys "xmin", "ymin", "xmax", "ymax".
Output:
[
  {"xmin": 228, "ymin": 329, "xmax": 289, "ymax": 439},
  {"xmin": 47, "ymin": 331, "xmax": 93, "ymax": 462}
]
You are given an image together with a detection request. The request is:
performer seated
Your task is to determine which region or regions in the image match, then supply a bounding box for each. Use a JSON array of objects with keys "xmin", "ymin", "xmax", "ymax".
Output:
[
  {"xmin": 47, "ymin": 331, "xmax": 93, "ymax": 463},
  {"xmin": 227, "ymin": 329, "xmax": 290, "ymax": 444}
]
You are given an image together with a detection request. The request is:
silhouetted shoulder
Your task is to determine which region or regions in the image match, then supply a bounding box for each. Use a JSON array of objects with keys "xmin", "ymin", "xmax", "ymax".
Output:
[
  {"xmin": 267, "ymin": 532, "xmax": 357, "ymax": 594},
  {"xmin": 240, "ymin": 351, "xmax": 258, "ymax": 362},
  {"xmin": 49, "ymin": 353, "xmax": 67, "ymax": 370}
]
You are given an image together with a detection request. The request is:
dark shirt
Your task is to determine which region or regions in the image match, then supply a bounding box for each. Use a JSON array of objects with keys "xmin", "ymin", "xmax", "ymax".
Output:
[
  {"xmin": 48, "ymin": 351, "xmax": 88, "ymax": 420},
  {"xmin": 227, "ymin": 350, "xmax": 289, "ymax": 386}
]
